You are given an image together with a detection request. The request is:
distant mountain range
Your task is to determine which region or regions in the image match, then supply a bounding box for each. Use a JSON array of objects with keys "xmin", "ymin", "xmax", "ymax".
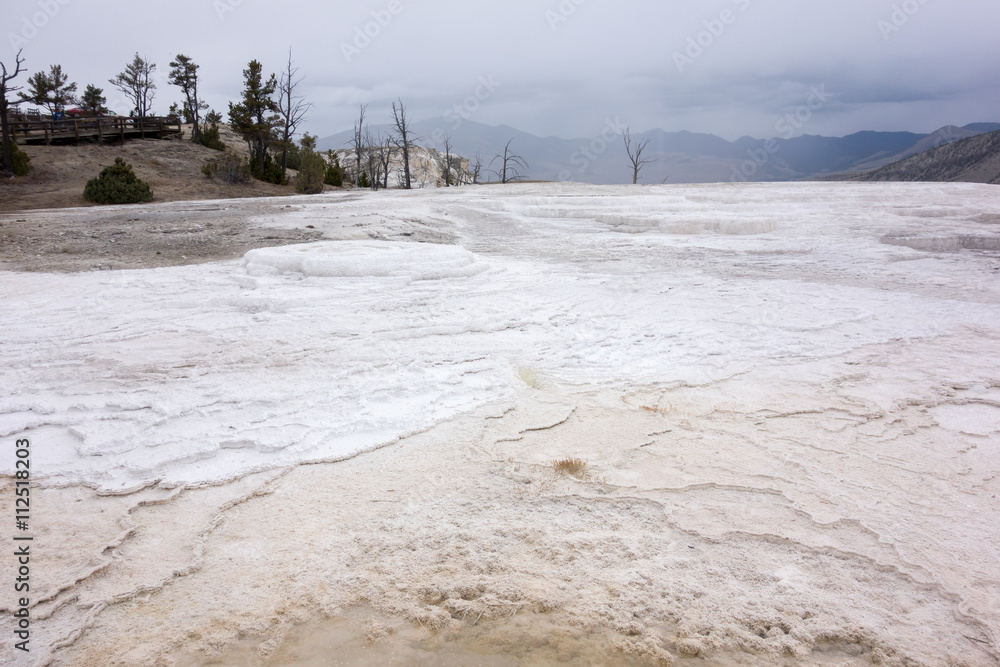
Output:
[{"xmin": 317, "ymin": 120, "xmax": 1000, "ymax": 185}]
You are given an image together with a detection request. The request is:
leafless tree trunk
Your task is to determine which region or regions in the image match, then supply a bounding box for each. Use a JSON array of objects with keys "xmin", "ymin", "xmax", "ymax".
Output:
[
  {"xmin": 349, "ymin": 104, "xmax": 367, "ymax": 188},
  {"xmin": 277, "ymin": 49, "xmax": 312, "ymax": 178},
  {"xmin": 363, "ymin": 128, "xmax": 397, "ymax": 192},
  {"xmin": 391, "ymin": 98, "xmax": 414, "ymax": 190},
  {"xmin": 362, "ymin": 127, "xmax": 375, "ymax": 190},
  {"xmin": 622, "ymin": 126, "xmax": 654, "ymax": 185},
  {"xmin": 490, "ymin": 138, "xmax": 528, "ymax": 184},
  {"xmin": 442, "ymin": 135, "xmax": 453, "ymax": 187},
  {"xmin": 1, "ymin": 50, "xmax": 25, "ymax": 175},
  {"xmin": 471, "ymin": 152, "xmax": 483, "ymax": 184},
  {"xmin": 378, "ymin": 131, "xmax": 393, "ymax": 190}
]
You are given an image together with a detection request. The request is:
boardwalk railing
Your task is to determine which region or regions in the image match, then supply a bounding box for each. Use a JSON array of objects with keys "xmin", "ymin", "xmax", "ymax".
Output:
[{"xmin": 5, "ymin": 116, "xmax": 182, "ymax": 145}]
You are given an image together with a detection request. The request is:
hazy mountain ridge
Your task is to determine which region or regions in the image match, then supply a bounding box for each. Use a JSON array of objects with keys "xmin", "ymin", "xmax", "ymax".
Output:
[
  {"xmin": 850, "ymin": 126, "xmax": 979, "ymax": 172},
  {"xmin": 855, "ymin": 129, "xmax": 1000, "ymax": 184},
  {"xmin": 317, "ymin": 121, "xmax": 1000, "ymax": 185}
]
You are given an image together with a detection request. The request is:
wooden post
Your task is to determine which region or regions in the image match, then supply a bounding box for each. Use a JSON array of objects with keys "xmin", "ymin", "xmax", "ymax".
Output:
[
  {"xmin": 44, "ymin": 123, "xmax": 50, "ymax": 145},
  {"xmin": 119, "ymin": 118, "xmax": 124, "ymax": 143},
  {"xmin": 98, "ymin": 119, "xmax": 103, "ymax": 145},
  {"xmin": 74, "ymin": 120, "xmax": 79, "ymax": 145}
]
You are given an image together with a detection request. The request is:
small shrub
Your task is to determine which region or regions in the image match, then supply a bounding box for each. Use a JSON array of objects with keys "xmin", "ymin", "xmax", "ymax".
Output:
[
  {"xmin": 325, "ymin": 150, "xmax": 344, "ymax": 187},
  {"xmin": 358, "ymin": 170, "xmax": 370, "ymax": 189},
  {"xmin": 295, "ymin": 157, "xmax": 325, "ymax": 193},
  {"xmin": 166, "ymin": 103, "xmax": 182, "ymax": 125},
  {"xmin": 552, "ymin": 458, "xmax": 587, "ymax": 478},
  {"xmin": 250, "ymin": 152, "xmax": 285, "ymax": 185},
  {"xmin": 220, "ymin": 152, "xmax": 252, "ymax": 184},
  {"xmin": 198, "ymin": 122, "xmax": 225, "ymax": 151},
  {"xmin": 9, "ymin": 143, "xmax": 30, "ymax": 177},
  {"xmin": 284, "ymin": 143, "xmax": 302, "ymax": 171},
  {"xmin": 294, "ymin": 135, "xmax": 326, "ymax": 194},
  {"xmin": 83, "ymin": 158, "xmax": 153, "ymax": 205},
  {"xmin": 203, "ymin": 150, "xmax": 251, "ymax": 184}
]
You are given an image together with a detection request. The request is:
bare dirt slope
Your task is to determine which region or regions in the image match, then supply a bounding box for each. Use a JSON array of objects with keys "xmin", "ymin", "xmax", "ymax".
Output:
[
  {"xmin": 0, "ymin": 126, "xmax": 348, "ymax": 270},
  {"xmin": 857, "ymin": 128, "xmax": 1000, "ymax": 183},
  {"xmin": 0, "ymin": 126, "xmax": 302, "ymax": 213}
]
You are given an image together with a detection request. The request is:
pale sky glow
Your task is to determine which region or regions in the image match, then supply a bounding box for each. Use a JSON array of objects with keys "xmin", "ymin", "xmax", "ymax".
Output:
[{"xmin": 4, "ymin": 0, "xmax": 998, "ymax": 140}]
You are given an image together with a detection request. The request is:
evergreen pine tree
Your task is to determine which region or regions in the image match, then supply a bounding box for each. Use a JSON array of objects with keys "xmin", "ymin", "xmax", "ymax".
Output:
[
  {"xmin": 80, "ymin": 84, "xmax": 107, "ymax": 115},
  {"xmin": 228, "ymin": 60, "xmax": 282, "ymax": 183}
]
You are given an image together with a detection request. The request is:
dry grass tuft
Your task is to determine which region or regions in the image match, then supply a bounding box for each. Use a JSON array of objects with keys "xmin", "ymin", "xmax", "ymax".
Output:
[{"xmin": 552, "ymin": 457, "xmax": 587, "ymax": 478}]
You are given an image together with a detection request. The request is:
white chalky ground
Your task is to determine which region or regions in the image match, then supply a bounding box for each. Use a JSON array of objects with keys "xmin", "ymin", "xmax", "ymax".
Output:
[{"xmin": 1, "ymin": 182, "xmax": 999, "ymax": 666}]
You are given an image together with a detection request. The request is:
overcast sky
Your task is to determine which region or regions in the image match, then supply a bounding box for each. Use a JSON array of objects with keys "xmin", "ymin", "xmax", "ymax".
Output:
[{"xmin": 5, "ymin": 0, "xmax": 998, "ymax": 141}]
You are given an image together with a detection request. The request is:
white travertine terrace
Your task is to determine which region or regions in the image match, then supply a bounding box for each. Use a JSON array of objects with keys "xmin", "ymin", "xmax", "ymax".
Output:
[{"xmin": 1, "ymin": 182, "xmax": 998, "ymax": 665}]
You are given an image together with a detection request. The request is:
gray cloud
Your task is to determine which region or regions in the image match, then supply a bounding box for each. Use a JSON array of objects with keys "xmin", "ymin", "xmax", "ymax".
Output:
[{"xmin": 4, "ymin": 0, "xmax": 997, "ymax": 141}]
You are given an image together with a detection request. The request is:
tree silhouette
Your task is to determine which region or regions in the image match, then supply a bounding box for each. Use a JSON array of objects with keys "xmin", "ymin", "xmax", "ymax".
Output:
[
  {"xmin": 110, "ymin": 54, "xmax": 157, "ymax": 117},
  {"xmin": 1, "ymin": 49, "xmax": 26, "ymax": 175},
  {"xmin": 490, "ymin": 138, "xmax": 528, "ymax": 183},
  {"xmin": 622, "ymin": 127, "xmax": 655, "ymax": 184}
]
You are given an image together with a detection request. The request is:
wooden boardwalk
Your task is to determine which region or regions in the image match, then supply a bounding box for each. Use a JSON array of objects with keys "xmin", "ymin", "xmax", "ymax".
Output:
[{"xmin": 7, "ymin": 116, "xmax": 182, "ymax": 146}]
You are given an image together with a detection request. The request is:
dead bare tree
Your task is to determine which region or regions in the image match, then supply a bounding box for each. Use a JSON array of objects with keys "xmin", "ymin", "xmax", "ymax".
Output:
[
  {"xmin": 622, "ymin": 126, "xmax": 655, "ymax": 185},
  {"xmin": 377, "ymin": 131, "xmax": 393, "ymax": 189},
  {"xmin": 442, "ymin": 134, "xmax": 453, "ymax": 187},
  {"xmin": 277, "ymin": 49, "xmax": 312, "ymax": 178},
  {"xmin": 390, "ymin": 98, "xmax": 414, "ymax": 189},
  {"xmin": 490, "ymin": 138, "xmax": 528, "ymax": 184},
  {"xmin": 470, "ymin": 152, "xmax": 483, "ymax": 184},
  {"xmin": 1, "ymin": 49, "xmax": 25, "ymax": 175},
  {"xmin": 362, "ymin": 128, "xmax": 375, "ymax": 189},
  {"xmin": 362, "ymin": 126, "xmax": 387, "ymax": 190},
  {"xmin": 349, "ymin": 103, "xmax": 367, "ymax": 187}
]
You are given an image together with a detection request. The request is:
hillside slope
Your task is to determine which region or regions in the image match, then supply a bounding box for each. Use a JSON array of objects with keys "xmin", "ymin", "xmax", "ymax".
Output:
[
  {"xmin": 858, "ymin": 129, "xmax": 1000, "ymax": 184},
  {"xmin": 849, "ymin": 125, "xmax": 980, "ymax": 172},
  {"xmin": 0, "ymin": 125, "xmax": 304, "ymax": 213}
]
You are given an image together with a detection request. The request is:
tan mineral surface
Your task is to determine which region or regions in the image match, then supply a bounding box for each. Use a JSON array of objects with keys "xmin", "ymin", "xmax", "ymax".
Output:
[{"xmin": 1, "ymin": 182, "xmax": 999, "ymax": 666}]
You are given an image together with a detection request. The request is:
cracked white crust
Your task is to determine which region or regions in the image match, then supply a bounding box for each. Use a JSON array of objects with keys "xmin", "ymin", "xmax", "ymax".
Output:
[{"xmin": 1, "ymin": 182, "xmax": 999, "ymax": 665}]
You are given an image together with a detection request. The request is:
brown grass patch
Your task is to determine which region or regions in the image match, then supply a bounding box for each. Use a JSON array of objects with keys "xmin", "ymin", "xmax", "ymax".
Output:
[{"xmin": 552, "ymin": 458, "xmax": 587, "ymax": 478}]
